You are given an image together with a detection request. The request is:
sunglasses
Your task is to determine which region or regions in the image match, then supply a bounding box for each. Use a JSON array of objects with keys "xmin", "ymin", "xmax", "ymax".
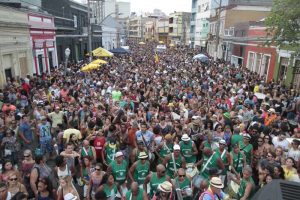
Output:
[
  {"xmin": 10, "ymin": 178, "xmax": 17, "ymax": 181},
  {"xmin": 161, "ymin": 171, "xmax": 166, "ymax": 174},
  {"xmin": 95, "ymin": 168, "xmax": 101, "ymax": 171},
  {"xmin": 178, "ymin": 174, "xmax": 185, "ymax": 177},
  {"xmin": 24, "ymin": 155, "xmax": 30, "ymax": 157}
]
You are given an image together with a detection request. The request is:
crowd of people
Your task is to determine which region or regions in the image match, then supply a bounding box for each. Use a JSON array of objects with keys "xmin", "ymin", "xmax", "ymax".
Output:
[{"xmin": 0, "ymin": 40, "xmax": 300, "ymax": 200}]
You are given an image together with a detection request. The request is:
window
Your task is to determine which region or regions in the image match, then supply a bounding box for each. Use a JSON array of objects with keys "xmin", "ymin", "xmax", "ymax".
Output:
[
  {"xmin": 248, "ymin": 52, "xmax": 255, "ymax": 70},
  {"xmin": 198, "ymin": 5, "xmax": 201, "ymax": 12},
  {"xmin": 73, "ymin": 15, "xmax": 77, "ymax": 28},
  {"xmin": 255, "ymin": 54, "xmax": 262, "ymax": 73}
]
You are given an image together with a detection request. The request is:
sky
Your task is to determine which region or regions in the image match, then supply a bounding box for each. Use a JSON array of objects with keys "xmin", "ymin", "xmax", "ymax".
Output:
[
  {"xmin": 128, "ymin": 0, "xmax": 192, "ymax": 15},
  {"xmin": 76, "ymin": 0, "xmax": 192, "ymax": 15}
]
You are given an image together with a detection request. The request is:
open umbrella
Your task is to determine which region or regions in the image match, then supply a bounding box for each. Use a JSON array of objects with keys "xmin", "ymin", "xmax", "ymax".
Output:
[
  {"xmin": 193, "ymin": 54, "xmax": 209, "ymax": 63},
  {"xmin": 90, "ymin": 47, "xmax": 113, "ymax": 57},
  {"xmin": 159, "ymin": 41, "xmax": 164, "ymax": 44},
  {"xmin": 169, "ymin": 43, "xmax": 175, "ymax": 47},
  {"xmin": 90, "ymin": 59, "xmax": 108, "ymax": 65},
  {"xmin": 139, "ymin": 41, "xmax": 145, "ymax": 45},
  {"xmin": 254, "ymin": 92, "xmax": 266, "ymax": 100}
]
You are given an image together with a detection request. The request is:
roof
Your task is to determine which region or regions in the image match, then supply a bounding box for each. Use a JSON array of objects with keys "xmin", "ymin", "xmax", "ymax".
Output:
[{"xmin": 102, "ymin": 16, "xmax": 121, "ymax": 28}]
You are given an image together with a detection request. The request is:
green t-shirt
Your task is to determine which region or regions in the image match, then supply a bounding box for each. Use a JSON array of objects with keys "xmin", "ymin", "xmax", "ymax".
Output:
[
  {"xmin": 231, "ymin": 134, "xmax": 243, "ymax": 148},
  {"xmin": 112, "ymin": 90, "xmax": 122, "ymax": 101},
  {"xmin": 111, "ymin": 160, "xmax": 128, "ymax": 184},
  {"xmin": 179, "ymin": 140, "xmax": 196, "ymax": 164},
  {"xmin": 105, "ymin": 144, "xmax": 117, "ymax": 165},
  {"xmin": 231, "ymin": 151, "xmax": 244, "ymax": 174},
  {"xmin": 238, "ymin": 177, "xmax": 255, "ymax": 200},
  {"xmin": 175, "ymin": 177, "xmax": 192, "ymax": 200},
  {"xmin": 150, "ymin": 172, "xmax": 167, "ymax": 197},
  {"xmin": 134, "ymin": 160, "xmax": 150, "ymax": 185},
  {"xmin": 216, "ymin": 149, "xmax": 228, "ymax": 174},
  {"xmin": 158, "ymin": 142, "xmax": 173, "ymax": 163},
  {"xmin": 239, "ymin": 141, "xmax": 253, "ymax": 165},
  {"xmin": 103, "ymin": 183, "xmax": 118, "ymax": 199},
  {"xmin": 166, "ymin": 154, "xmax": 183, "ymax": 178},
  {"xmin": 125, "ymin": 188, "xmax": 144, "ymax": 200},
  {"xmin": 200, "ymin": 153, "xmax": 219, "ymax": 179}
]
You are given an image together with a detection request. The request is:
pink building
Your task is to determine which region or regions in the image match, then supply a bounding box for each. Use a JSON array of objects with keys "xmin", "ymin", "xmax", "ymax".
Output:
[{"xmin": 28, "ymin": 12, "xmax": 57, "ymax": 75}]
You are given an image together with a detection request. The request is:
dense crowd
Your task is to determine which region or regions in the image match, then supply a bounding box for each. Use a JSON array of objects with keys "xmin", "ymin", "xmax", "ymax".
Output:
[{"xmin": 0, "ymin": 40, "xmax": 300, "ymax": 200}]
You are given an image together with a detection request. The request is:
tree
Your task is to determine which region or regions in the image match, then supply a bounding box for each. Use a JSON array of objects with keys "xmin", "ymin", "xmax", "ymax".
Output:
[{"xmin": 265, "ymin": 0, "xmax": 300, "ymax": 53}]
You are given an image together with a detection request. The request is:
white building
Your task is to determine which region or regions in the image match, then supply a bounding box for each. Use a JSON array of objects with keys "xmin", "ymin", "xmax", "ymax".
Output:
[
  {"xmin": 116, "ymin": 1, "xmax": 130, "ymax": 18},
  {"xmin": 101, "ymin": 16, "xmax": 121, "ymax": 50},
  {"xmin": 0, "ymin": 5, "xmax": 33, "ymax": 87}
]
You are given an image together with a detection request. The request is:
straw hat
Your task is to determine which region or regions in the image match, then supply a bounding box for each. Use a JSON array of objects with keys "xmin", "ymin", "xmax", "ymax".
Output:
[
  {"xmin": 210, "ymin": 177, "xmax": 224, "ymax": 189},
  {"xmin": 181, "ymin": 134, "xmax": 190, "ymax": 141},
  {"xmin": 157, "ymin": 181, "xmax": 172, "ymax": 193},
  {"xmin": 138, "ymin": 152, "xmax": 148, "ymax": 159}
]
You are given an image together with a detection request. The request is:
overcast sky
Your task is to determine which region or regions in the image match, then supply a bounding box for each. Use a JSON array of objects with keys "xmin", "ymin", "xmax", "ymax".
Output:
[
  {"xmin": 129, "ymin": 0, "xmax": 192, "ymax": 15},
  {"xmin": 77, "ymin": 0, "xmax": 192, "ymax": 15}
]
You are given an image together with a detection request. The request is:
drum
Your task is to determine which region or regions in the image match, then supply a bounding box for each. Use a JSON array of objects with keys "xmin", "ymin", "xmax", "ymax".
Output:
[
  {"xmin": 192, "ymin": 175, "xmax": 205, "ymax": 189},
  {"xmin": 186, "ymin": 163, "xmax": 199, "ymax": 179},
  {"xmin": 226, "ymin": 181, "xmax": 240, "ymax": 199}
]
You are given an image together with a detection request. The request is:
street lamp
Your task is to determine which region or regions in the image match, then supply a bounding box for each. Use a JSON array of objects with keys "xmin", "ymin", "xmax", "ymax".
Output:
[{"xmin": 64, "ymin": 47, "xmax": 70, "ymax": 75}]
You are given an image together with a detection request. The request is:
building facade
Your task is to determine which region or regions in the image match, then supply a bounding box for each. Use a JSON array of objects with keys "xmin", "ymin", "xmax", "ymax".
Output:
[
  {"xmin": 207, "ymin": 5, "xmax": 271, "ymax": 60},
  {"xmin": 28, "ymin": 12, "xmax": 57, "ymax": 75},
  {"xmin": 41, "ymin": 0, "xmax": 101, "ymax": 64},
  {"xmin": 157, "ymin": 18, "xmax": 169, "ymax": 44},
  {"xmin": 0, "ymin": 5, "xmax": 33, "ymax": 87},
  {"xmin": 128, "ymin": 16, "xmax": 147, "ymax": 40},
  {"xmin": 168, "ymin": 12, "xmax": 191, "ymax": 45}
]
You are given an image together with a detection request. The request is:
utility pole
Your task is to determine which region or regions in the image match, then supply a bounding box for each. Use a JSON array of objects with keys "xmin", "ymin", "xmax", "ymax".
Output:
[
  {"xmin": 214, "ymin": 0, "xmax": 222, "ymax": 61},
  {"xmin": 116, "ymin": 3, "xmax": 120, "ymax": 47},
  {"xmin": 87, "ymin": 0, "xmax": 92, "ymax": 61}
]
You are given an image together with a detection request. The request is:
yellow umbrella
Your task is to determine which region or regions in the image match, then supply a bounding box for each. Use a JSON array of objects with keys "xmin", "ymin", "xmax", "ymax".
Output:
[
  {"xmin": 80, "ymin": 65, "xmax": 91, "ymax": 72},
  {"xmin": 90, "ymin": 59, "xmax": 108, "ymax": 65},
  {"xmin": 169, "ymin": 43, "xmax": 175, "ymax": 47},
  {"xmin": 159, "ymin": 41, "xmax": 164, "ymax": 44},
  {"xmin": 90, "ymin": 47, "xmax": 113, "ymax": 57},
  {"xmin": 87, "ymin": 64, "xmax": 100, "ymax": 70},
  {"xmin": 139, "ymin": 41, "xmax": 145, "ymax": 45}
]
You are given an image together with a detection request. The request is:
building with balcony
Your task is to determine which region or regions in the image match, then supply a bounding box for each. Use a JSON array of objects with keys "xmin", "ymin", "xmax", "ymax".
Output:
[
  {"xmin": 207, "ymin": 3, "xmax": 272, "ymax": 60},
  {"xmin": 169, "ymin": 12, "xmax": 191, "ymax": 45},
  {"xmin": 128, "ymin": 16, "xmax": 147, "ymax": 40},
  {"xmin": 157, "ymin": 18, "xmax": 169, "ymax": 44},
  {"xmin": 41, "ymin": 0, "xmax": 102, "ymax": 63}
]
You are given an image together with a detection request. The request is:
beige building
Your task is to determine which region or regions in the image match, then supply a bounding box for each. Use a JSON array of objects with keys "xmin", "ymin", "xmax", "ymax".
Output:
[
  {"xmin": 207, "ymin": 5, "xmax": 271, "ymax": 59},
  {"xmin": 128, "ymin": 16, "xmax": 148, "ymax": 40},
  {"xmin": 157, "ymin": 18, "xmax": 169, "ymax": 44},
  {"xmin": 168, "ymin": 12, "xmax": 191, "ymax": 45},
  {"xmin": 0, "ymin": 5, "xmax": 33, "ymax": 87}
]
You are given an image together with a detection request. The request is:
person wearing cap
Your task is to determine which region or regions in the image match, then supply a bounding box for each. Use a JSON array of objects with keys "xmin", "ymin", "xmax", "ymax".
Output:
[
  {"xmin": 152, "ymin": 181, "xmax": 174, "ymax": 200},
  {"xmin": 144, "ymin": 164, "xmax": 170, "ymax": 198},
  {"xmin": 37, "ymin": 116, "xmax": 54, "ymax": 157},
  {"xmin": 264, "ymin": 108, "xmax": 277, "ymax": 127},
  {"xmin": 198, "ymin": 177, "xmax": 227, "ymax": 200},
  {"xmin": 163, "ymin": 144, "xmax": 186, "ymax": 178},
  {"xmin": 239, "ymin": 134, "xmax": 253, "ymax": 166},
  {"xmin": 172, "ymin": 168, "xmax": 192, "ymax": 200},
  {"xmin": 125, "ymin": 181, "xmax": 148, "ymax": 200},
  {"xmin": 129, "ymin": 152, "xmax": 150, "ymax": 186},
  {"xmin": 216, "ymin": 139, "xmax": 231, "ymax": 180},
  {"xmin": 230, "ymin": 143, "xmax": 246, "ymax": 177},
  {"xmin": 107, "ymin": 151, "xmax": 128, "ymax": 185},
  {"xmin": 179, "ymin": 134, "xmax": 198, "ymax": 165}
]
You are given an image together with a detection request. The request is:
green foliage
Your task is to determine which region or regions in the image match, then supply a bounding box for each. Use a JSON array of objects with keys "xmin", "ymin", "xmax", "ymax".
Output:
[{"xmin": 265, "ymin": 0, "xmax": 300, "ymax": 54}]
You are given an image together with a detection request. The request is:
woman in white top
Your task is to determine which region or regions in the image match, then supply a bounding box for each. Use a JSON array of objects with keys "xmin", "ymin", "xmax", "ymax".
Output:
[{"xmin": 55, "ymin": 155, "xmax": 72, "ymax": 179}]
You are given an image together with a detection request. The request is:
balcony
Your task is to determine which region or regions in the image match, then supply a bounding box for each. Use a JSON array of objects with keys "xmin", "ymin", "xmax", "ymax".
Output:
[{"xmin": 190, "ymin": 20, "xmax": 195, "ymax": 26}]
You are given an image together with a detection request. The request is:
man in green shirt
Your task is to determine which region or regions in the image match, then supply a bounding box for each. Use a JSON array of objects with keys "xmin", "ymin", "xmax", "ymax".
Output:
[
  {"xmin": 112, "ymin": 86, "xmax": 122, "ymax": 102},
  {"xmin": 108, "ymin": 151, "xmax": 128, "ymax": 185},
  {"xmin": 230, "ymin": 126, "xmax": 243, "ymax": 149},
  {"xmin": 179, "ymin": 134, "xmax": 198, "ymax": 165},
  {"xmin": 129, "ymin": 152, "xmax": 150, "ymax": 186},
  {"xmin": 125, "ymin": 182, "xmax": 148, "ymax": 200},
  {"xmin": 231, "ymin": 166, "xmax": 255, "ymax": 200},
  {"xmin": 163, "ymin": 144, "xmax": 186, "ymax": 178}
]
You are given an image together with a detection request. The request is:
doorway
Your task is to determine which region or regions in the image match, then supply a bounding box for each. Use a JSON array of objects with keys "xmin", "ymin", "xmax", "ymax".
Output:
[{"xmin": 38, "ymin": 54, "xmax": 44, "ymax": 75}]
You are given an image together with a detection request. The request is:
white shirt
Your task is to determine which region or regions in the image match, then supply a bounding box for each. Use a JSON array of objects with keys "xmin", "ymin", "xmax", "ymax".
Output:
[
  {"xmin": 287, "ymin": 148, "xmax": 300, "ymax": 161},
  {"xmin": 272, "ymin": 137, "xmax": 289, "ymax": 150}
]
